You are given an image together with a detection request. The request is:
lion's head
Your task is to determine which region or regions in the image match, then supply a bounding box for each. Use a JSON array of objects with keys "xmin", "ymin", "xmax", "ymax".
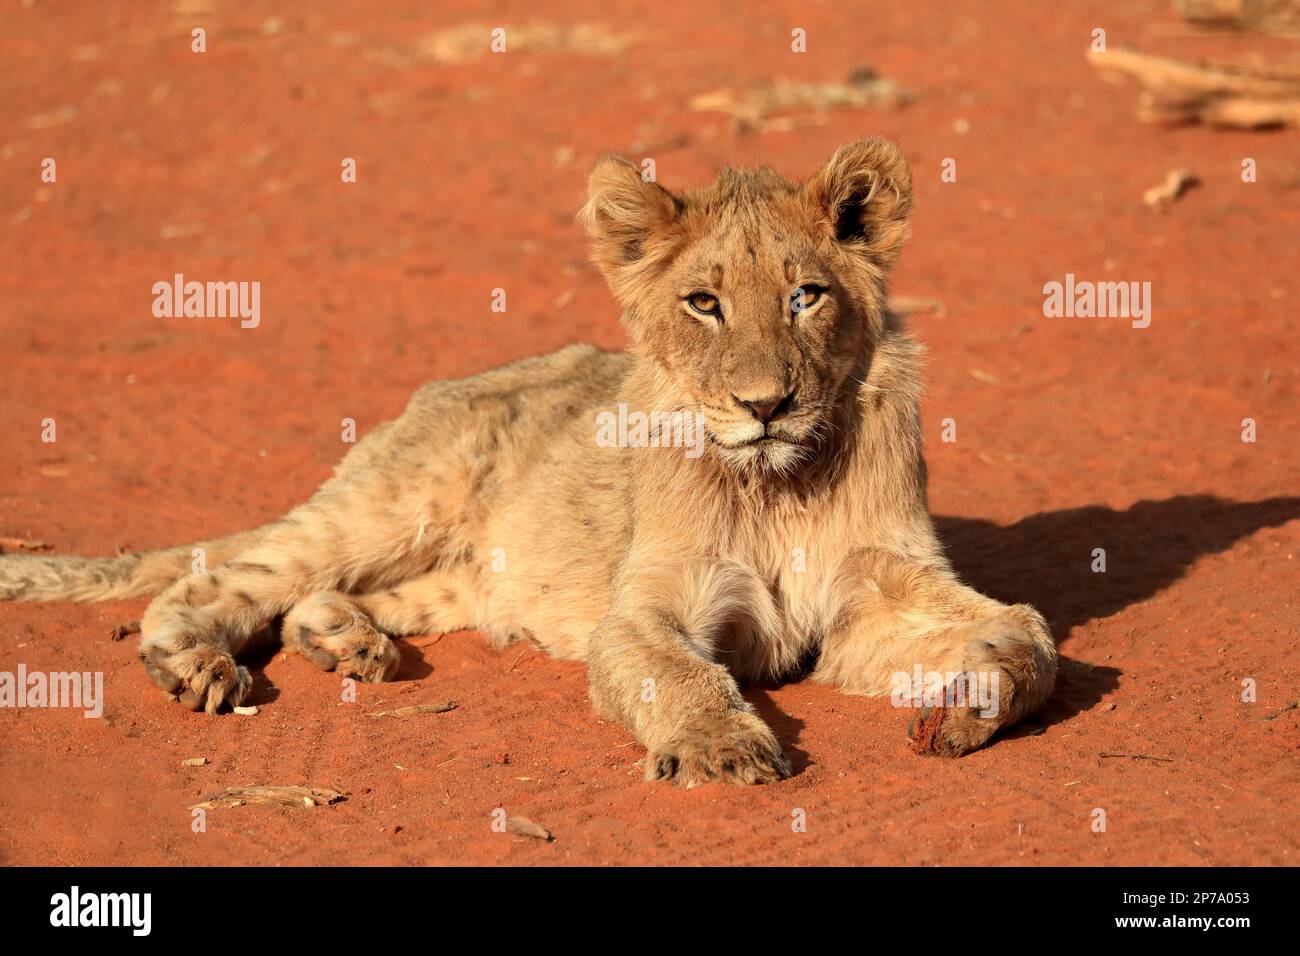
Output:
[{"xmin": 582, "ymin": 139, "xmax": 913, "ymax": 475}]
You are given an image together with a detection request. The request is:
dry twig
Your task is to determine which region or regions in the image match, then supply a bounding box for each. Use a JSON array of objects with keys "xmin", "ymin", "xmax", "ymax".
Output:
[
  {"xmin": 1099, "ymin": 752, "xmax": 1175, "ymax": 762},
  {"xmin": 0, "ymin": 537, "xmax": 50, "ymax": 552},
  {"xmin": 1176, "ymin": 0, "xmax": 1300, "ymax": 36},
  {"xmin": 1144, "ymin": 168, "xmax": 1199, "ymax": 211},
  {"xmin": 506, "ymin": 816, "xmax": 554, "ymax": 841},
  {"xmin": 368, "ymin": 701, "xmax": 457, "ymax": 718},
  {"xmin": 191, "ymin": 785, "xmax": 346, "ymax": 809},
  {"xmin": 691, "ymin": 68, "xmax": 911, "ymax": 133},
  {"xmin": 1089, "ymin": 46, "xmax": 1300, "ymax": 128}
]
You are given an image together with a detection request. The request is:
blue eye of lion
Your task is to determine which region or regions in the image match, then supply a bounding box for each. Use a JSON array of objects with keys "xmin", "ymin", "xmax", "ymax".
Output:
[{"xmin": 791, "ymin": 286, "xmax": 825, "ymax": 313}]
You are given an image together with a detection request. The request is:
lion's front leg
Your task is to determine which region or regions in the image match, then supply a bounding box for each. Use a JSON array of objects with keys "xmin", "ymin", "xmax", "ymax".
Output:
[
  {"xmin": 587, "ymin": 586, "xmax": 790, "ymax": 788},
  {"xmin": 814, "ymin": 549, "xmax": 1057, "ymax": 756}
]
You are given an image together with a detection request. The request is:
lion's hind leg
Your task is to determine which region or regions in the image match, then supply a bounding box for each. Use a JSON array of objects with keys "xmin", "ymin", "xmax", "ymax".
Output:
[
  {"xmin": 136, "ymin": 489, "xmax": 434, "ymax": 712},
  {"xmin": 353, "ymin": 567, "xmax": 478, "ymax": 637},
  {"xmin": 282, "ymin": 591, "xmax": 400, "ymax": 683}
]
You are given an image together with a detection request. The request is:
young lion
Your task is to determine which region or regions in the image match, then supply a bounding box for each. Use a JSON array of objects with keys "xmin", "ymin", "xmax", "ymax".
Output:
[{"xmin": 0, "ymin": 139, "xmax": 1056, "ymax": 785}]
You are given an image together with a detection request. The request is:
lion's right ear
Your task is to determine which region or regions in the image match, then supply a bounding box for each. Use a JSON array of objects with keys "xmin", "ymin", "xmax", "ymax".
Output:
[{"xmin": 580, "ymin": 156, "xmax": 683, "ymax": 282}]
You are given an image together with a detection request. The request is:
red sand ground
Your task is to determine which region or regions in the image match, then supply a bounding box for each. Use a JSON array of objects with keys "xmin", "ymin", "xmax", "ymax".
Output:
[{"xmin": 1, "ymin": 1, "xmax": 1297, "ymax": 866}]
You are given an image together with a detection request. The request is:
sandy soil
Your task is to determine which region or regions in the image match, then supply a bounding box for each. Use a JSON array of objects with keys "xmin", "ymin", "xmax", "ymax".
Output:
[{"xmin": 1, "ymin": 0, "xmax": 1297, "ymax": 866}]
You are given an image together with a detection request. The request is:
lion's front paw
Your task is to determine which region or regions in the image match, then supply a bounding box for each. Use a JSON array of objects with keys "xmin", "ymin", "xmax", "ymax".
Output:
[
  {"xmin": 907, "ymin": 700, "xmax": 999, "ymax": 756},
  {"xmin": 139, "ymin": 642, "xmax": 252, "ymax": 715},
  {"xmin": 646, "ymin": 711, "xmax": 790, "ymax": 787},
  {"xmin": 908, "ymin": 610, "xmax": 1056, "ymax": 757}
]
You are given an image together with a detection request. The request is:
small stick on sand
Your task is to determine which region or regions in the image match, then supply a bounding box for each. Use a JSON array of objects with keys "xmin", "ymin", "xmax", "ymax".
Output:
[
  {"xmin": 1088, "ymin": 46, "xmax": 1300, "ymax": 128},
  {"xmin": 506, "ymin": 816, "xmax": 554, "ymax": 841},
  {"xmin": 1263, "ymin": 700, "xmax": 1299, "ymax": 721},
  {"xmin": 367, "ymin": 701, "xmax": 457, "ymax": 718},
  {"xmin": 1099, "ymin": 751, "xmax": 1175, "ymax": 762},
  {"xmin": 191, "ymin": 785, "xmax": 346, "ymax": 810},
  {"xmin": 1176, "ymin": 0, "xmax": 1300, "ymax": 37},
  {"xmin": 1144, "ymin": 168, "xmax": 1198, "ymax": 211},
  {"xmin": 0, "ymin": 537, "xmax": 50, "ymax": 552},
  {"xmin": 1089, "ymin": 47, "xmax": 1300, "ymax": 99},
  {"xmin": 690, "ymin": 69, "xmax": 913, "ymax": 132},
  {"xmin": 180, "ymin": 757, "xmax": 208, "ymax": 767}
]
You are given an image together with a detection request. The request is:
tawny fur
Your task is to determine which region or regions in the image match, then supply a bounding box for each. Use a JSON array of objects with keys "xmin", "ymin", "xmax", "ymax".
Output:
[{"xmin": 0, "ymin": 140, "xmax": 1056, "ymax": 783}]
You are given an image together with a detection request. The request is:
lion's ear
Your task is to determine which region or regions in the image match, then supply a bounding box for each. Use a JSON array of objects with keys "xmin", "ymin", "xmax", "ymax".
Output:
[
  {"xmin": 805, "ymin": 138, "xmax": 913, "ymax": 268},
  {"xmin": 580, "ymin": 155, "xmax": 683, "ymax": 280}
]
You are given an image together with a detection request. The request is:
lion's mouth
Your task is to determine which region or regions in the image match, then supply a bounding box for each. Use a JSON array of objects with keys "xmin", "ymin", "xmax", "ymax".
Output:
[
  {"xmin": 712, "ymin": 431, "xmax": 797, "ymax": 450},
  {"xmin": 704, "ymin": 411, "xmax": 818, "ymax": 453}
]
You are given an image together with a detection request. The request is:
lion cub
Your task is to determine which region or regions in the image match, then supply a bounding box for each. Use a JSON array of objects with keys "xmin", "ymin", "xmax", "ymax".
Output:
[{"xmin": 0, "ymin": 139, "xmax": 1056, "ymax": 786}]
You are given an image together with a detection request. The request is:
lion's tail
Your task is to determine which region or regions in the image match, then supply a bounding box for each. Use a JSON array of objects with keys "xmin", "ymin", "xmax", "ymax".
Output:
[{"xmin": 0, "ymin": 525, "xmax": 270, "ymax": 602}]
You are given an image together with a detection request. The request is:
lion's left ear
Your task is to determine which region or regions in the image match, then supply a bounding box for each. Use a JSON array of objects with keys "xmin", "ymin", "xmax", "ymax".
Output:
[{"xmin": 805, "ymin": 138, "xmax": 913, "ymax": 269}]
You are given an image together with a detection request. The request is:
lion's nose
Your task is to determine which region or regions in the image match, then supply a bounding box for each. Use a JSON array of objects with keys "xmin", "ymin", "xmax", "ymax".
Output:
[{"xmin": 736, "ymin": 389, "xmax": 795, "ymax": 424}]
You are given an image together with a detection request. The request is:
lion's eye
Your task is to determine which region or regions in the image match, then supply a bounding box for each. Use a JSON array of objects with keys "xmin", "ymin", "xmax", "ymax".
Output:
[
  {"xmin": 791, "ymin": 286, "xmax": 825, "ymax": 314},
  {"xmin": 686, "ymin": 292, "xmax": 722, "ymax": 318}
]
